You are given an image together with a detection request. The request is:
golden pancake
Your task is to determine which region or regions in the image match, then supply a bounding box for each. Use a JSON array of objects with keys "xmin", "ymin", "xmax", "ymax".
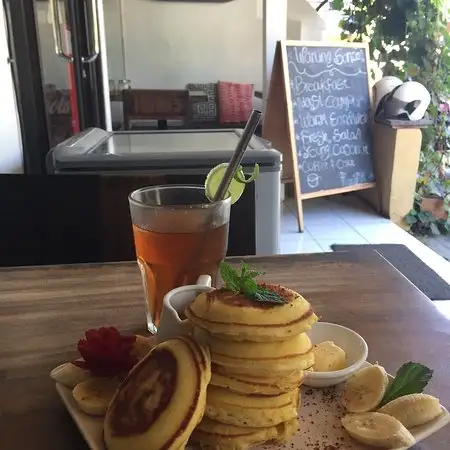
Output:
[
  {"xmin": 205, "ymin": 386, "xmax": 299, "ymax": 427},
  {"xmin": 104, "ymin": 336, "xmax": 210, "ymax": 450},
  {"xmin": 211, "ymin": 348, "xmax": 314, "ymax": 376},
  {"xmin": 194, "ymin": 327, "xmax": 313, "ymax": 374},
  {"xmin": 197, "ymin": 329, "xmax": 314, "ymax": 375},
  {"xmin": 210, "ymin": 364, "xmax": 305, "ymax": 395},
  {"xmin": 192, "ymin": 417, "xmax": 299, "ymax": 450},
  {"xmin": 195, "ymin": 328, "xmax": 312, "ymax": 358},
  {"xmin": 186, "ymin": 284, "xmax": 318, "ymax": 341},
  {"xmin": 178, "ymin": 334, "xmax": 212, "ymax": 385}
]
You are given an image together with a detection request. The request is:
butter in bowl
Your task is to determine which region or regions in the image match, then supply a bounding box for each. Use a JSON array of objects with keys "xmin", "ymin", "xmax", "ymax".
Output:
[{"xmin": 304, "ymin": 322, "xmax": 368, "ymax": 388}]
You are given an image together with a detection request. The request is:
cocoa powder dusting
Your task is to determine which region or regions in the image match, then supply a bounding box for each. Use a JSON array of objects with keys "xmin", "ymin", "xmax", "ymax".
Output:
[
  {"xmin": 204, "ymin": 284, "xmax": 315, "ymax": 314},
  {"xmin": 258, "ymin": 283, "xmax": 294, "ymax": 300}
]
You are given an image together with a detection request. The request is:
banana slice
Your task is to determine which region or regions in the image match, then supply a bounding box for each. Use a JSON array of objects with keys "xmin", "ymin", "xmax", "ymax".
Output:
[
  {"xmin": 378, "ymin": 394, "xmax": 442, "ymax": 429},
  {"xmin": 131, "ymin": 335, "xmax": 155, "ymax": 361},
  {"xmin": 342, "ymin": 412, "xmax": 415, "ymax": 448},
  {"xmin": 72, "ymin": 377, "xmax": 120, "ymax": 416},
  {"xmin": 50, "ymin": 361, "xmax": 93, "ymax": 388},
  {"xmin": 342, "ymin": 364, "xmax": 389, "ymax": 412}
]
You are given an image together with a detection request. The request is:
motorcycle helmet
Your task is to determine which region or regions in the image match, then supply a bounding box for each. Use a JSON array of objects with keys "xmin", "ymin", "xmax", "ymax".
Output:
[
  {"xmin": 375, "ymin": 80, "xmax": 431, "ymax": 121},
  {"xmin": 373, "ymin": 76, "xmax": 403, "ymax": 116}
]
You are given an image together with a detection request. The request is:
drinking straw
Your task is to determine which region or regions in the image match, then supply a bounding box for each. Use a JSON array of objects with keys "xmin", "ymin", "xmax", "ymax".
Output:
[
  {"xmin": 173, "ymin": 110, "xmax": 262, "ymax": 290},
  {"xmin": 212, "ymin": 109, "xmax": 262, "ymax": 202}
]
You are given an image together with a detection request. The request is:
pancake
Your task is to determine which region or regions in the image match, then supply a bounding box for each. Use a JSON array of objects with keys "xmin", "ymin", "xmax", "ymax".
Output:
[
  {"xmin": 211, "ymin": 348, "xmax": 314, "ymax": 377},
  {"xmin": 205, "ymin": 386, "xmax": 299, "ymax": 428},
  {"xmin": 185, "ymin": 284, "xmax": 318, "ymax": 341},
  {"xmin": 195, "ymin": 328, "xmax": 312, "ymax": 358},
  {"xmin": 191, "ymin": 417, "xmax": 299, "ymax": 450},
  {"xmin": 104, "ymin": 336, "xmax": 210, "ymax": 450},
  {"xmin": 210, "ymin": 364, "xmax": 305, "ymax": 395},
  {"xmin": 195, "ymin": 329, "xmax": 314, "ymax": 375},
  {"xmin": 178, "ymin": 334, "xmax": 212, "ymax": 385}
]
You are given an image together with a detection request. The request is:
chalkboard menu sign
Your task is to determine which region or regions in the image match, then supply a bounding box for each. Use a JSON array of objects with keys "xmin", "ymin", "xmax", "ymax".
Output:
[
  {"xmin": 262, "ymin": 41, "xmax": 376, "ymax": 231},
  {"xmin": 286, "ymin": 43, "xmax": 375, "ymax": 194}
]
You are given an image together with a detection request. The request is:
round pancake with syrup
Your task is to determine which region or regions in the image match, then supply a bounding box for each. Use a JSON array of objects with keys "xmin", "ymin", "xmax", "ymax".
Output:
[
  {"xmin": 204, "ymin": 386, "xmax": 299, "ymax": 428},
  {"xmin": 210, "ymin": 364, "xmax": 305, "ymax": 395},
  {"xmin": 104, "ymin": 336, "xmax": 210, "ymax": 450},
  {"xmin": 195, "ymin": 328, "xmax": 314, "ymax": 374},
  {"xmin": 191, "ymin": 417, "xmax": 299, "ymax": 450},
  {"xmin": 185, "ymin": 284, "xmax": 318, "ymax": 342}
]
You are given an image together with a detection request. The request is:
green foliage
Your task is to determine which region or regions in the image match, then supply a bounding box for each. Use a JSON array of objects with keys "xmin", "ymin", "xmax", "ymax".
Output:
[
  {"xmin": 332, "ymin": 0, "xmax": 450, "ymax": 235},
  {"xmin": 380, "ymin": 362, "xmax": 433, "ymax": 406}
]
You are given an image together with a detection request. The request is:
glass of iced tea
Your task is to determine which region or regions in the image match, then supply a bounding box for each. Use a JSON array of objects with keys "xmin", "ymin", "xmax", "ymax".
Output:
[{"xmin": 128, "ymin": 185, "xmax": 231, "ymax": 333}]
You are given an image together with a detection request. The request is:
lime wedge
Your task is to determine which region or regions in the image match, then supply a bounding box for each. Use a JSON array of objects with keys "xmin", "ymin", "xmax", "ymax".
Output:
[{"xmin": 205, "ymin": 163, "xmax": 259, "ymax": 204}]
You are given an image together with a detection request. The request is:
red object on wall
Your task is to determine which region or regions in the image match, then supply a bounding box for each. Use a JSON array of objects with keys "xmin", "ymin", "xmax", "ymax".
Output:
[{"xmin": 64, "ymin": 25, "xmax": 80, "ymax": 133}]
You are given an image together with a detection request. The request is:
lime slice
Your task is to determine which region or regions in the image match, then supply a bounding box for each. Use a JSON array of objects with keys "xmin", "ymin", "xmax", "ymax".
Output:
[{"xmin": 205, "ymin": 163, "xmax": 259, "ymax": 204}]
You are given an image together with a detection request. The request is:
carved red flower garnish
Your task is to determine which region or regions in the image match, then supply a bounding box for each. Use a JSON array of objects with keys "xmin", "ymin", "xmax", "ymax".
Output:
[{"xmin": 73, "ymin": 327, "xmax": 137, "ymax": 377}]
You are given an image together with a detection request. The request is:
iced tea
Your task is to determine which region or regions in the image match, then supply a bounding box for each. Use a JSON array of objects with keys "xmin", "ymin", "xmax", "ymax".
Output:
[{"xmin": 129, "ymin": 185, "xmax": 231, "ymax": 333}]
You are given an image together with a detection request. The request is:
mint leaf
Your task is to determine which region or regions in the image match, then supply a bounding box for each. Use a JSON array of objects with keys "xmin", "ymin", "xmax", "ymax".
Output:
[
  {"xmin": 240, "ymin": 277, "xmax": 258, "ymax": 296},
  {"xmin": 220, "ymin": 263, "xmax": 240, "ymax": 291},
  {"xmin": 247, "ymin": 269, "xmax": 265, "ymax": 278},
  {"xmin": 380, "ymin": 362, "xmax": 433, "ymax": 406},
  {"xmin": 220, "ymin": 262, "xmax": 285, "ymax": 305},
  {"xmin": 240, "ymin": 262, "xmax": 249, "ymax": 278},
  {"xmin": 252, "ymin": 287, "xmax": 287, "ymax": 304},
  {"xmin": 239, "ymin": 263, "xmax": 263, "ymax": 277}
]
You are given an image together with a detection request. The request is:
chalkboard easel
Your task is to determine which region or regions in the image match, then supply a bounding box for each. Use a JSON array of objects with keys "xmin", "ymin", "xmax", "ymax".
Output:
[{"xmin": 263, "ymin": 40, "xmax": 376, "ymax": 232}]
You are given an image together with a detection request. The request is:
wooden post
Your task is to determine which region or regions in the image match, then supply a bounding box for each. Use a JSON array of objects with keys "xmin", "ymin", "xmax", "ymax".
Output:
[{"xmin": 360, "ymin": 123, "xmax": 422, "ymax": 226}]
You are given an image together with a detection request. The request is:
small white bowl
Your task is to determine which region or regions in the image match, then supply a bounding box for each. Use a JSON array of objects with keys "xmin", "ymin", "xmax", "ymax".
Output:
[{"xmin": 304, "ymin": 322, "xmax": 368, "ymax": 388}]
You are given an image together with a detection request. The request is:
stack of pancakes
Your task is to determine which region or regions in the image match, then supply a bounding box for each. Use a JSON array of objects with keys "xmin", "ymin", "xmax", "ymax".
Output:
[{"xmin": 186, "ymin": 283, "xmax": 318, "ymax": 449}]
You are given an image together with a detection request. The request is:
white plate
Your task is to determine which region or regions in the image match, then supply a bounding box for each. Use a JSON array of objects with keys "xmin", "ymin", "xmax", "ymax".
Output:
[{"xmin": 56, "ymin": 361, "xmax": 450, "ymax": 450}]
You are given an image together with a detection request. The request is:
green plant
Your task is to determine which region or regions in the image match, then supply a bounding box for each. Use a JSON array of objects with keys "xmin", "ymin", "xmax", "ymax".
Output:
[
  {"xmin": 331, "ymin": 0, "xmax": 450, "ymax": 235},
  {"xmin": 406, "ymin": 195, "xmax": 450, "ymax": 235}
]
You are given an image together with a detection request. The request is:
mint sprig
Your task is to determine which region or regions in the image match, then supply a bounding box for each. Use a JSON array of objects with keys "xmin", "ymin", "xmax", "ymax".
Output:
[
  {"xmin": 220, "ymin": 262, "xmax": 240, "ymax": 291},
  {"xmin": 219, "ymin": 262, "xmax": 286, "ymax": 305},
  {"xmin": 380, "ymin": 362, "xmax": 433, "ymax": 406}
]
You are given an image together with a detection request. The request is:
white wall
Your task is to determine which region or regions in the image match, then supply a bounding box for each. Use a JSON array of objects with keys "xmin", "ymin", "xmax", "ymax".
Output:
[
  {"xmin": 32, "ymin": 0, "xmax": 328, "ymax": 96},
  {"xmin": 103, "ymin": 0, "xmax": 126, "ymax": 82},
  {"xmin": 0, "ymin": 4, "xmax": 23, "ymax": 173},
  {"xmin": 287, "ymin": 0, "xmax": 325, "ymax": 40},
  {"xmin": 34, "ymin": 0, "xmax": 264, "ymax": 90},
  {"xmin": 120, "ymin": 0, "xmax": 263, "ymax": 89}
]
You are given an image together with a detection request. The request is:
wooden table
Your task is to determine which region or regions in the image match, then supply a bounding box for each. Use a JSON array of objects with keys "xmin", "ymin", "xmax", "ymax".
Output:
[{"xmin": 1, "ymin": 251, "xmax": 449, "ymax": 450}]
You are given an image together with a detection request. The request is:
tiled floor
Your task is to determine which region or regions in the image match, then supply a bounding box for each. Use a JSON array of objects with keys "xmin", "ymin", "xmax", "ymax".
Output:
[
  {"xmin": 281, "ymin": 194, "xmax": 450, "ymax": 285},
  {"xmin": 419, "ymin": 235, "xmax": 450, "ymax": 262}
]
